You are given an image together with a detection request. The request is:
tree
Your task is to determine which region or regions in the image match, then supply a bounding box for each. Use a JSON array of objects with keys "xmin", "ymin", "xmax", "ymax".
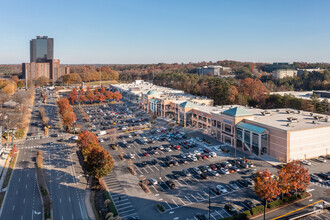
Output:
[
  {"xmin": 68, "ymin": 88, "xmax": 78, "ymax": 104},
  {"xmin": 63, "ymin": 73, "xmax": 82, "ymax": 85},
  {"xmin": 277, "ymin": 167, "xmax": 291, "ymax": 200},
  {"xmin": 79, "ymin": 88, "xmax": 85, "ymax": 95},
  {"xmin": 113, "ymin": 91, "xmax": 122, "ymax": 102},
  {"xmin": 254, "ymin": 169, "xmax": 280, "ymax": 220},
  {"xmin": 36, "ymin": 76, "xmax": 49, "ymax": 87},
  {"xmin": 1, "ymin": 81, "xmax": 17, "ymax": 95},
  {"xmin": 228, "ymin": 85, "xmax": 238, "ymax": 103},
  {"xmin": 97, "ymin": 94, "xmax": 106, "ymax": 103},
  {"xmin": 100, "ymin": 85, "xmax": 107, "ymax": 95},
  {"xmin": 85, "ymin": 90, "xmax": 95, "ymax": 104},
  {"xmin": 77, "ymin": 130, "xmax": 100, "ymax": 158},
  {"xmin": 105, "ymin": 91, "xmax": 114, "ymax": 101},
  {"xmin": 84, "ymin": 146, "xmax": 114, "ymax": 179},
  {"xmin": 283, "ymin": 161, "xmax": 310, "ymax": 195},
  {"xmin": 78, "ymin": 94, "xmax": 87, "ymax": 103}
]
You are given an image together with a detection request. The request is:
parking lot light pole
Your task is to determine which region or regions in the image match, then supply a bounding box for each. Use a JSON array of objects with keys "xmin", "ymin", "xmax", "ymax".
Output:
[{"xmin": 208, "ymin": 187, "xmax": 211, "ymax": 220}]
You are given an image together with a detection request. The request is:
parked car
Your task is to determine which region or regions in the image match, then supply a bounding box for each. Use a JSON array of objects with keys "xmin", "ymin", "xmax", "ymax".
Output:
[
  {"xmin": 216, "ymin": 185, "xmax": 228, "ymax": 193},
  {"xmin": 166, "ymin": 180, "xmax": 176, "ymax": 189},
  {"xmin": 210, "ymin": 170, "xmax": 219, "ymax": 176},
  {"xmin": 316, "ymin": 156, "xmax": 327, "ymax": 163},
  {"xmin": 193, "ymin": 167, "xmax": 202, "ymax": 175},
  {"xmin": 310, "ymin": 174, "xmax": 323, "ymax": 182},
  {"xmin": 200, "ymin": 173, "xmax": 209, "ymax": 179},
  {"xmin": 237, "ymin": 179, "xmax": 249, "ymax": 187},
  {"xmin": 229, "ymin": 181, "xmax": 239, "ymax": 190},
  {"xmin": 224, "ymin": 203, "xmax": 238, "ymax": 215},
  {"xmin": 243, "ymin": 200, "xmax": 254, "ymax": 209},
  {"xmin": 182, "ymin": 169, "xmax": 192, "ymax": 177},
  {"xmin": 149, "ymin": 178, "xmax": 158, "ymax": 185},
  {"xmin": 317, "ymin": 172, "xmax": 330, "ymax": 180},
  {"xmin": 301, "ymin": 160, "xmax": 311, "ymax": 166}
]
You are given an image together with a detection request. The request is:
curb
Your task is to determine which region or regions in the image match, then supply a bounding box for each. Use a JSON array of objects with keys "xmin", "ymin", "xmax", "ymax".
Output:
[
  {"xmin": 84, "ymin": 177, "xmax": 96, "ymax": 220},
  {"xmin": 250, "ymin": 193, "xmax": 313, "ymax": 219}
]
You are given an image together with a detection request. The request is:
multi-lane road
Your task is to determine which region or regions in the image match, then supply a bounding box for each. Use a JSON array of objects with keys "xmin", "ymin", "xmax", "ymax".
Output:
[{"xmin": 1, "ymin": 88, "xmax": 88, "ymax": 220}]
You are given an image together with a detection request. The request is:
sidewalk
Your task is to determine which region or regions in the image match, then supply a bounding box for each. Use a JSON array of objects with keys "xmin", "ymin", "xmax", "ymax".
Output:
[{"xmin": 84, "ymin": 178, "xmax": 96, "ymax": 220}]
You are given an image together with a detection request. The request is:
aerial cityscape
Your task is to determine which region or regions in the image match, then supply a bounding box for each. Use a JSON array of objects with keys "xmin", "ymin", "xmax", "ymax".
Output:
[{"xmin": 0, "ymin": 1, "xmax": 329, "ymax": 220}]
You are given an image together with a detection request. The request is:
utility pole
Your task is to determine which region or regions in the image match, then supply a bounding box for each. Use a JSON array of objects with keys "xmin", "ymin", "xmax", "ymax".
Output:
[{"xmin": 99, "ymin": 67, "xmax": 101, "ymax": 87}]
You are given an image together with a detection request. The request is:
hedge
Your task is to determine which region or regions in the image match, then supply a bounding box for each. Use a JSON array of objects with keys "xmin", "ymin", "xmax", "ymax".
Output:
[
  {"xmin": 156, "ymin": 204, "xmax": 165, "ymax": 212},
  {"xmin": 251, "ymin": 205, "xmax": 264, "ymax": 215},
  {"xmin": 219, "ymin": 212, "xmax": 250, "ymax": 220},
  {"xmin": 268, "ymin": 199, "xmax": 283, "ymax": 209},
  {"xmin": 104, "ymin": 191, "xmax": 118, "ymax": 216},
  {"xmin": 298, "ymin": 192, "xmax": 308, "ymax": 199},
  {"xmin": 283, "ymin": 195, "xmax": 297, "ymax": 203}
]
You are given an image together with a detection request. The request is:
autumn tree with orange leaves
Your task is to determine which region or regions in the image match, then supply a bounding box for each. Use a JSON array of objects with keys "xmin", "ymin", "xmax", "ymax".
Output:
[
  {"xmin": 57, "ymin": 98, "xmax": 76, "ymax": 131},
  {"xmin": 77, "ymin": 130, "xmax": 114, "ymax": 179},
  {"xmin": 281, "ymin": 160, "xmax": 310, "ymax": 196},
  {"xmin": 113, "ymin": 91, "xmax": 122, "ymax": 102},
  {"xmin": 239, "ymin": 78, "xmax": 269, "ymax": 105},
  {"xmin": 254, "ymin": 169, "xmax": 280, "ymax": 219}
]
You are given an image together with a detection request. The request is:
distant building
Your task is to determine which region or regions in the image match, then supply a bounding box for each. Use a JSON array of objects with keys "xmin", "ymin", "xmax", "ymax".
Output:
[
  {"xmin": 297, "ymin": 68, "xmax": 324, "ymax": 76},
  {"xmin": 273, "ymin": 69, "xmax": 298, "ymax": 79},
  {"xmin": 23, "ymin": 36, "xmax": 69, "ymax": 84},
  {"xmin": 30, "ymin": 36, "xmax": 53, "ymax": 63},
  {"xmin": 196, "ymin": 65, "xmax": 231, "ymax": 76}
]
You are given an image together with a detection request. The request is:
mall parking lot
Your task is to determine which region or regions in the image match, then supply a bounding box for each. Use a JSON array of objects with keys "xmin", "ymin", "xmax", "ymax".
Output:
[{"xmin": 111, "ymin": 127, "xmax": 265, "ymax": 219}]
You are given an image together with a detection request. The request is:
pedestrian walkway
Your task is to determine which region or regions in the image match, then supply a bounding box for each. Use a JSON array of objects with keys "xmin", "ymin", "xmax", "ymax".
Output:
[{"xmin": 103, "ymin": 171, "xmax": 139, "ymax": 220}]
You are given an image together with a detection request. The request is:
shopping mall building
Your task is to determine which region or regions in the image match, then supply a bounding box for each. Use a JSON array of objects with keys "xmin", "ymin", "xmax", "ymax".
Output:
[{"xmin": 112, "ymin": 81, "xmax": 330, "ymax": 162}]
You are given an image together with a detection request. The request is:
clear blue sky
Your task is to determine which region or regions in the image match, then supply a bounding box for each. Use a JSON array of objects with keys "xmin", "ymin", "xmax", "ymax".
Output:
[{"xmin": 1, "ymin": 0, "xmax": 330, "ymax": 64}]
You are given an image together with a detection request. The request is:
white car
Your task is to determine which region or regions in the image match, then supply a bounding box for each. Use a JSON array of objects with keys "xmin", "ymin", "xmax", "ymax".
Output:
[
  {"xmin": 194, "ymin": 150, "xmax": 201, "ymax": 156},
  {"xmin": 210, "ymin": 152, "xmax": 217, "ymax": 157},
  {"xmin": 301, "ymin": 160, "xmax": 311, "ymax": 166},
  {"xmin": 128, "ymin": 153, "xmax": 135, "ymax": 159},
  {"xmin": 210, "ymin": 170, "xmax": 219, "ymax": 176},
  {"xmin": 230, "ymin": 182, "xmax": 239, "ymax": 190},
  {"xmin": 99, "ymin": 139, "xmax": 104, "ymax": 143},
  {"xmin": 216, "ymin": 185, "xmax": 228, "ymax": 193},
  {"xmin": 149, "ymin": 178, "xmax": 158, "ymax": 185}
]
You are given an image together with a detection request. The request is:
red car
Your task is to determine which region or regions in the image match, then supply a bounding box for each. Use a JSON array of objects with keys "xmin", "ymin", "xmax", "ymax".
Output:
[
  {"xmin": 201, "ymin": 154, "xmax": 207, "ymax": 159},
  {"xmin": 143, "ymin": 152, "xmax": 150, "ymax": 157},
  {"xmin": 209, "ymin": 164, "xmax": 217, "ymax": 170},
  {"xmin": 174, "ymin": 145, "xmax": 181, "ymax": 150},
  {"xmin": 203, "ymin": 148, "xmax": 210, "ymax": 153}
]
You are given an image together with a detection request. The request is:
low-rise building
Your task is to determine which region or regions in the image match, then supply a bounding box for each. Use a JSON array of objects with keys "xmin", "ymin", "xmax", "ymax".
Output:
[
  {"xmin": 273, "ymin": 69, "xmax": 298, "ymax": 79},
  {"xmin": 113, "ymin": 81, "xmax": 330, "ymax": 162},
  {"xmin": 196, "ymin": 65, "xmax": 231, "ymax": 76}
]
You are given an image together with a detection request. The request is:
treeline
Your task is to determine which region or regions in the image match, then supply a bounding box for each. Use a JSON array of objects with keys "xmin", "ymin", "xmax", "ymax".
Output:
[
  {"xmin": 67, "ymin": 85, "xmax": 122, "ymax": 104},
  {"xmin": 262, "ymin": 70, "xmax": 330, "ymax": 91},
  {"xmin": 153, "ymin": 73, "xmax": 329, "ymax": 114}
]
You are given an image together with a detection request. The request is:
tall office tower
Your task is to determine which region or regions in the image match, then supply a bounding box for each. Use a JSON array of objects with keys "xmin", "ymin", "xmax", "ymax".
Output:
[{"xmin": 30, "ymin": 36, "xmax": 54, "ymax": 62}]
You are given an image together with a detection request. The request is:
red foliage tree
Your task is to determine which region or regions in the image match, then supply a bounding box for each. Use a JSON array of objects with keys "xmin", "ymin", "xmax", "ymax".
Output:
[
  {"xmin": 240, "ymin": 78, "xmax": 269, "ymax": 104},
  {"xmin": 105, "ymin": 91, "xmax": 114, "ymax": 101},
  {"xmin": 84, "ymin": 146, "xmax": 114, "ymax": 179},
  {"xmin": 100, "ymin": 85, "xmax": 107, "ymax": 95},
  {"xmin": 85, "ymin": 90, "xmax": 95, "ymax": 104},
  {"xmin": 254, "ymin": 169, "xmax": 280, "ymax": 218},
  {"xmin": 284, "ymin": 161, "xmax": 310, "ymax": 195},
  {"xmin": 113, "ymin": 91, "xmax": 122, "ymax": 102},
  {"xmin": 77, "ymin": 130, "xmax": 100, "ymax": 158}
]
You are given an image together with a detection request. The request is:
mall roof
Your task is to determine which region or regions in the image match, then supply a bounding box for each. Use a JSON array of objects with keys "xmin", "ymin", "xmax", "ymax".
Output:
[
  {"xmin": 179, "ymin": 101, "xmax": 198, "ymax": 108},
  {"xmin": 222, "ymin": 107, "xmax": 253, "ymax": 117},
  {"xmin": 237, "ymin": 122, "xmax": 267, "ymax": 134}
]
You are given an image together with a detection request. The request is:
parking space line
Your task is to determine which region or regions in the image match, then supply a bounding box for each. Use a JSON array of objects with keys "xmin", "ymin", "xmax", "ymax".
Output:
[
  {"xmin": 222, "ymin": 208, "xmax": 231, "ymax": 217},
  {"xmin": 210, "ymin": 213, "xmax": 217, "ymax": 220},
  {"xmin": 240, "ymin": 201, "xmax": 250, "ymax": 210},
  {"xmin": 171, "ymin": 199, "xmax": 179, "ymax": 208},
  {"xmin": 119, "ymin": 209, "xmax": 135, "ymax": 214},
  {"xmin": 164, "ymin": 176, "xmax": 169, "ymax": 180},
  {"xmin": 178, "ymin": 198, "xmax": 187, "ymax": 205},
  {"xmin": 117, "ymin": 205, "xmax": 133, "ymax": 211},
  {"xmin": 197, "ymin": 192, "xmax": 206, "ymax": 200},
  {"xmin": 116, "ymin": 202, "xmax": 131, "ymax": 207},
  {"xmin": 151, "ymin": 185, "xmax": 158, "ymax": 193},
  {"xmin": 153, "ymin": 165, "xmax": 159, "ymax": 171},
  {"xmin": 173, "ymin": 179, "xmax": 183, "ymax": 187},
  {"xmin": 184, "ymin": 195, "xmax": 192, "ymax": 203},
  {"xmin": 146, "ymin": 165, "xmax": 154, "ymax": 172},
  {"xmin": 165, "ymin": 201, "xmax": 172, "ymax": 209},
  {"xmin": 134, "ymin": 166, "xmax": 143, "ymax": 175},
  {"xmin": 190, "ymin": 194, "xmax": 198, "ymax": 202},
  {"xmin": 214, "ymin": 210, "xmax": 224, "ymax": 219}
]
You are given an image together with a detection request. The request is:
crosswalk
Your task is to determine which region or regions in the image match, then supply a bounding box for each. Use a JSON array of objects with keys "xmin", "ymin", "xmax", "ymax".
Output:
[
  {"xmin": 18, "ymin": 144, "xmax": 67, "ymax": 150},
  {"xmin": 103, "ymin": 171, "xmax": 139, "ymax": 220}
]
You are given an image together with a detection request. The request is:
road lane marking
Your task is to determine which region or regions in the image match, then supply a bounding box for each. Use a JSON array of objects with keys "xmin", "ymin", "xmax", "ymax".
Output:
[
  {"xmin": 12, "ymin": 205, "xmax": 15, "ymax": 211},
  {"xmin": 25, "ymin": 184, "xmax": 27, "ymax": 189},
  {"xmin": 23, "ymin": 198, "xmax": 26, "ymax": 204},
  {"xmin": 69, "ymin": 196, "xmax": 71, "ymax": 202},
  {"xmin": 272, "ymin": 200, "xmax": 323, "ymax": 220},
  {"xmin": 16, "ymin": 190, "xmax": 18, "ymax": 195}
]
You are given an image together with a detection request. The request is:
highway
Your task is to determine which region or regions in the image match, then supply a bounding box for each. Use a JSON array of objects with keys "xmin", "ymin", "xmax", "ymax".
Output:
[
  {"xmin": 1, "ymin": 88, "xmax": 88, "ymax": 220},
  {"xmin": 0, "ymin": 147, "xmax": 43, "ymax": 220}
]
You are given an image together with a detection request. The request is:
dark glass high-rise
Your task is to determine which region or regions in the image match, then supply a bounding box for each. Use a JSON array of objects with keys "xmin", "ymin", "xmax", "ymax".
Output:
[{"xmin": 30, "ymin": 36, "xmax": 54, "ymax": 62}]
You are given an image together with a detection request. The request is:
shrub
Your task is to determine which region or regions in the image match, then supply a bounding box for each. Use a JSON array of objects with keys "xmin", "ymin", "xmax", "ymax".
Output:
[
  {"xmin": 15, "ymin": 129, "xmax": 25, "ymax": 138},
  {"xmin": 283, "ymin": 195, "xmax": 297, "ymax": 204},
  {"xmin": 36, "ymin": 151, "xmax": 43, "ymax": 168},
  {"xmin": 118, "ymin": 154, "xmax": 124, "ymax": 161},
  {"xmin": 298, "ymin": 192, "xmax": 308, "ymax": 199},
  {"xmin": 241, "ymin": 210, "xmax": 251, "ymax": 218},
  {"xmin": 110, "ymin": 145, "xmax": 118, "ymax": 150},
  {"xmin": 156, "ymin": 204, "xmax": 165, "ymax": 212},
  {"xmin": 268, "ymin": 199, "xmax": 283, "ymax": 209},
  {"xmin": 251, "ymin": 205, "xmax": 264, "ymax": 215},
  {"xmin": 127, "ymin": 167, "xmax": 136, "ymax": 175},
  {"xmin": 103, "ymin": 191, "xmax": 118, "ymax": 216},
  {"xmin": 139, "ymin": 183, "xmax": 151, "ymax": 194}
]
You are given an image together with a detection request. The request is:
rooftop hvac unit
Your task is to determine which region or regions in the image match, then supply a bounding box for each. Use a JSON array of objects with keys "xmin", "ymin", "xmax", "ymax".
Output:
[
  {"xmin": 310, "ymin": 113, "xmax": 314, "ymax": 116},
  {"xmin": 312, "ymin": 120, "xmax": 317, "ymax": 124},
  {"xmin": 287, "ymin": 123, "xmax": 291, "ymax": 127},
  {"xmin": 325, "ymin": 117, "xmax": 329, "ymax": 122},
  {"xmin": 276, "ymin": 109, "xmax": 280, "ymax": 112}
]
